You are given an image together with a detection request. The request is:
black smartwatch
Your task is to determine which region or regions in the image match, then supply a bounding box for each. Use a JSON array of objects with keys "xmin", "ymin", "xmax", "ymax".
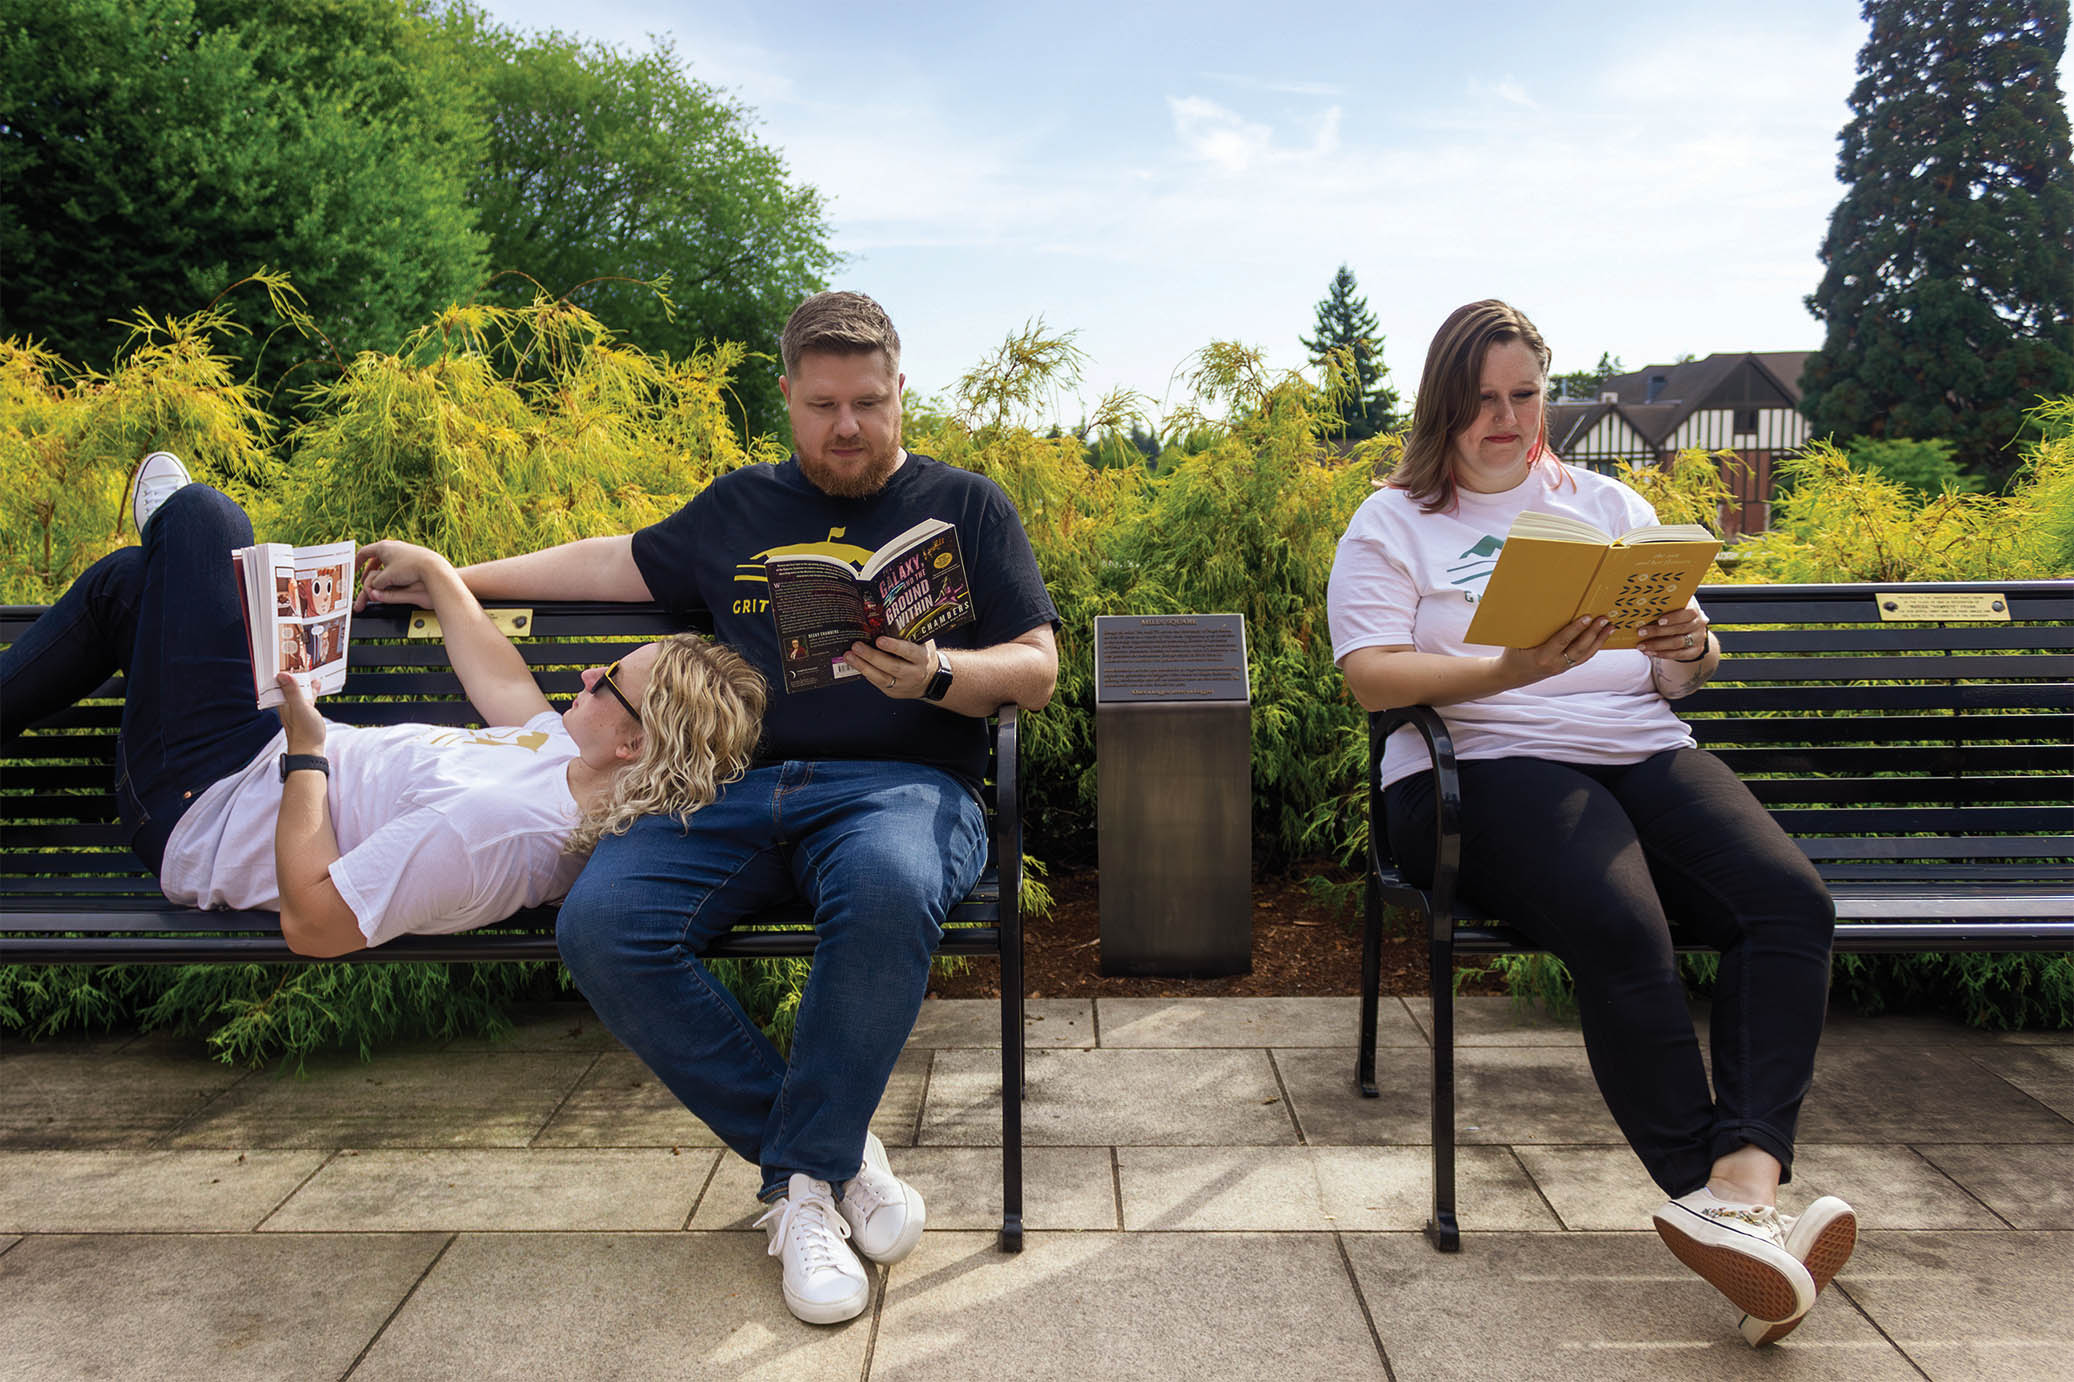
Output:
[
  {"xmin": 921, "ymin": 649, "xmax": 954, "ymax": 703},
  {"xmin": 279, "ymin": 753, "xmax": 331, "ymax": 783}
]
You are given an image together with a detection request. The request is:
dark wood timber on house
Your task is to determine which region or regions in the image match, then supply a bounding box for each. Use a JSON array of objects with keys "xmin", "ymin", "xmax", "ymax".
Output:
[
  {"xmin": 1356, "ymin": 580, "xmax": 2074, "ymax": 1252},
  {"xmin": 1, "ymin": 599, "xmax": 1030, "ymax": 1252}
]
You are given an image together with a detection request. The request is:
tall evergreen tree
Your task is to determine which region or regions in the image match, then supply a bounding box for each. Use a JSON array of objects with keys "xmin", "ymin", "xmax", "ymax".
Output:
[
  {"xmin": 1801, "ymin": 0, "xmax": 2074, "ymax": 485},
  {"xmin": 1300, "ymin": 265, "xmax": 1400, "ymax": 440}
]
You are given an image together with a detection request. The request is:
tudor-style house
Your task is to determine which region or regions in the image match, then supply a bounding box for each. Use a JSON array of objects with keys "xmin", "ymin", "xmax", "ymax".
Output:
[{"xmin": 1548, "ymin": 351, "xmax": 1814, "ymax": 537}]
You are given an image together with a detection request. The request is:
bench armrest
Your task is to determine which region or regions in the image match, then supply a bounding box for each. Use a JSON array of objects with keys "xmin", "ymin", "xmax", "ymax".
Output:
[{"xmin": 1369, "ymin": 706, "xmax": 1463, "ymax": 930}]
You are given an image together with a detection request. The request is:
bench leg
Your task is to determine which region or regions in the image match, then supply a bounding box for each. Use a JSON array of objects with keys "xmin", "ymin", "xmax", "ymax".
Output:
[
  {"xmin": 999, "ymin": 976, "xmax": 1025, "ymax": 1253},
  {"xmin": 1358, "ymin": 879, "xmax": 1382, "ymax": 1097},
  {"xmin": 1426, "ymin": 921, "xmax": 1461, "ymax": 1253}
]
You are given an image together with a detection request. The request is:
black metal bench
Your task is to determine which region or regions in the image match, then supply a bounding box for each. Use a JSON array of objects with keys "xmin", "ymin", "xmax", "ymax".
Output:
[
  {"xmin": 1357, "ymin": 579, "xmax": 2074, "ymax": 1251},
  {"xmin": 1, "ymin": 598, "xmax": 1029, "ymax": 1252}
]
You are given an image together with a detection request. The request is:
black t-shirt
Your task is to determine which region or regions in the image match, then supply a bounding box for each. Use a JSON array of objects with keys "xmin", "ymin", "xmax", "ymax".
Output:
[{"xmin": 630, "ymin": 453, "xmax": 1059, "ymax": 788}]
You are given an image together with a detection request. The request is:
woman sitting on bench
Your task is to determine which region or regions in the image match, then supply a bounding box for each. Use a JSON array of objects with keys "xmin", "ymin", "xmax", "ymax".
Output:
[
  {"xmin": 1326, "ymin": 303, "xmax": 1854, "ymax": 1346},
  {"xmin": 0, "ymin": 454, "xmax": 766, "ymax": 957}
]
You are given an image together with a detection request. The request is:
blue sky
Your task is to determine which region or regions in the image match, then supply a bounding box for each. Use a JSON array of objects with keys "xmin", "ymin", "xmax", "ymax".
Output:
[{"xmin": 474, "ymin": 0, "xmax": 2069, "ymax": 427}]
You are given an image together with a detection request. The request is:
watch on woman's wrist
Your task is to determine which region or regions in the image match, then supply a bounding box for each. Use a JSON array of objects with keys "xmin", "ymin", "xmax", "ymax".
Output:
[{"xmin": 279, "ymin": 752, "xmax": 331, "ymax": 782}]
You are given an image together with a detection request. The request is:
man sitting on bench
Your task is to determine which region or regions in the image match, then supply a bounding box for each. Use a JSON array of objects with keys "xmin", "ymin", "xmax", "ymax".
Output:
[
  {"xmin": 451, "ymin": 291, "xmax": 1059, "ymax": 1325},
  {"xmin": 0, "ymin": 458, "xmax": 765, "ymax": 957}
]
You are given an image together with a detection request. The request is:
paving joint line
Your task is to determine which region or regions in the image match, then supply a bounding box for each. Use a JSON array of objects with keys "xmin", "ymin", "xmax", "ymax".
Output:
[
  {"xmin": 1331, "ymin": 1229, "xmax": 1397, "ymax": 1382},
  {"xmin": 253, "ymin": 1146, "xmax": 343, "ymax": 1231},
  {"xmin": 341, "ymin": 1230, "xmax": 456, "ymax": 1379}
]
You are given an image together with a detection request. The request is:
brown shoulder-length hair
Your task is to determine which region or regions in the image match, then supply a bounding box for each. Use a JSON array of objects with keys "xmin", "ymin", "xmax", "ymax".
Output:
[{"xmin": 1389, "ymin": 299, "xmax": 1559, "ymax": 512}]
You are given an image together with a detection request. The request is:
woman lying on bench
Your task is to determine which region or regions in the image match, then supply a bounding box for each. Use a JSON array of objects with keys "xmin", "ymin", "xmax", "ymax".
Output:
[{"xmin": 0, "ymin": 454, "xmax": 766, "ymax": 957}]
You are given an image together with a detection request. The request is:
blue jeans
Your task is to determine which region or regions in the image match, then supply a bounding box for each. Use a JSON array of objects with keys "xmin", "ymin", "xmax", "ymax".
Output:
[
  {"xmin": 556, "ymin": 759, "xmax": 987, "ymax": 1199},
  {"xmin": 1, "ymin": 486, "xmax": 280, "ymax": 870},
  {"xmin": 1386, "ymin": 748, "xmax": 1836, "ymax": 1197}
]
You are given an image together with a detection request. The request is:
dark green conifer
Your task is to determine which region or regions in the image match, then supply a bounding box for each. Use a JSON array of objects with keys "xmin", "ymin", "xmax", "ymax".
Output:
[
  {"xmin": 1300, "ymin": 265, "xmax": 1401, "ymax": 441},
  {"xmin": 1801, "ymin": 0, "xmax": 2074, "ymax": 486}
]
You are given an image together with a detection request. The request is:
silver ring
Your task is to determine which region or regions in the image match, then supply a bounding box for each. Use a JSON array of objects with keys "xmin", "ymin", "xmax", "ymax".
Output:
[
  {"xmin": 1683, "ymin": 633, "xmax": 1696, "ymax": 649},
  {"xmin": 1562, "ymin": 655, "xmax": 1575, "ymax": 668}
]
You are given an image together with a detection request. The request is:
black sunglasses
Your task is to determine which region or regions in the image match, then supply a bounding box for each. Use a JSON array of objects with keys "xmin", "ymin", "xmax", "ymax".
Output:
[{"xmin": 597, "ymin": 658, "xmax": 642, "ymax": 725}]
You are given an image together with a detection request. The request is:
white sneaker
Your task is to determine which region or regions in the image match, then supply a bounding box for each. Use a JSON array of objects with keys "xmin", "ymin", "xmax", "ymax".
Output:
[
  {"xmin": 839, "ymin": 1131, "xmax": 927, "ymax": 1264},
  {"xmin": 1653, "ymin": 1188, "xmax": 1817, "ymax": 1325},
  {"xmin": 1738, "ymin": 1195, "xmax": 1858, "ymax": 1346},
  {"xmin": 129, "ymin": 451, "xmax": 192, "ymax": 534},
  {"xmin": 754, "ymin": 1173, "xmax": 870, "ymax": 1325}
]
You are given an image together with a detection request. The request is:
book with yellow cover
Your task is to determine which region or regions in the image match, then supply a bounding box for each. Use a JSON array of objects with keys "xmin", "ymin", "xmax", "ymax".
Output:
[{"xmin": 1463, "ymin": 513, "xmax": 1721, "ymax": 649}]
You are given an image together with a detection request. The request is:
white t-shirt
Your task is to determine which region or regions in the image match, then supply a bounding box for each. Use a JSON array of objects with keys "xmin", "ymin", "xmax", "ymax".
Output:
[
  {"xmin": 158, "ymin": 710, "xmax": 588, "ymax": 947},
  {"xmin": 1327, "ymin": 463, "xmax": 1697, "ymax": 790}
]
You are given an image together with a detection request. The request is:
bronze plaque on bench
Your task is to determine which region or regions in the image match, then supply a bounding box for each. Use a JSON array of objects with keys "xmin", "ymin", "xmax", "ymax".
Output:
[{"xmin": 1875, "ymin": 592, "xmax": 2009, "ymax": 621}]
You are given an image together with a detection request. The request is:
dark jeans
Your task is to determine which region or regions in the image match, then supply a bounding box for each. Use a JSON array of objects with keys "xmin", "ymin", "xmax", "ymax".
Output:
[
  {"xmin": 1384, "ymin": 747, "xmax": 1836, "ymax": 1197},
  {"xmin": 1, "ymin": 486, "xmax": 280, "ymax": 870},
  {"xmin": 555, "ymin": 760, "xmax": 986, "ymax": 1200}
]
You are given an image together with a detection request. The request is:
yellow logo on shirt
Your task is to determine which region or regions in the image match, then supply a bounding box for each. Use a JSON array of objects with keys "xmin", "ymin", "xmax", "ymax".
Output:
[
  {"xmin": 733, "ymin": 527, "xmax": 877, "ymax": 585},
  {"xmin": 424, "ymin": 728, "xmax": 552, "ymax": 752}
]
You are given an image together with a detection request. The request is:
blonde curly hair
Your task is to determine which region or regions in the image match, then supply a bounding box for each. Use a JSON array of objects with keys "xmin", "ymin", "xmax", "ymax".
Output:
[{"xmin": 568, "ymin": 634, "xmax": 767, "ymax": 852}]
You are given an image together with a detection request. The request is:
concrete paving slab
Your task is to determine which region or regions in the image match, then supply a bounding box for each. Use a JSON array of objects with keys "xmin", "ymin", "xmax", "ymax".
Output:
[
  {"xmin": 0, "ymin": 1231, "xmax": 445, "ymax": 1382},
  {"xmin": 351, "ymin": 1231, "xmax": 871, "ymax": 1380},
  {"xmin": 0, "ymin": 1031, "xmax": 250, "ymax": 1149},
  {"xmin": 531, "ymin": 1046, "xmax": 930, "ymax": 1150},
  {"xmin": 1816, "ymin": 1007, "xmax": 1996, "ymax": 1045},
  {"xmin": 1272, "ymin": 1045, "xmax": 1428, "ymax": 1145},
  {"xmin": 1840, "ymin": 1230, "xmax": 2074, "ymax": 1381},
  {"xmin": 1343, "ymin": 1231, "xmax": 1922, "ymax": 1380},
  {"xmin": 0, "ymin": 1149, "xmax": 325, "ymax": 1232},
  {"xmin": 442, "ymin": 1000, "xmax": 624, "ymax": 1053},
  {"xmin": 870, "ymin": 1047, "xmax": 932, "ymax": 1147},
  {"xmin": 907, "ymin": 997, "xmax": 1094, "ymax": 1048},
  {"xmin": 1117, "ymin": 1145, "xmax": 1559, "ymax": 1232},
  {"xmin": 163, "ymin": 1050, "xmax": 595, "ymax": 1149},
  {"xmin": 1797, "ymin": 1045, "xmax": 2074, "ymax": 1142},
  {"xmin": 261, "ymin": 1147, "xmax": 717, "ymax": 1231},
  {"xmin": 1402, "ymin": 996, "xmax": 1586, "ymax": 1046},
  {"xmin": 1097, "ymin": 996, "xmax": 1418, "ymax": 1049},
  {"xmin": 1917, "ymin": 1144, "xmax": 2074, "ymax": 1229},
  {"xmin": 1971, "ymin": 1043, "xmax": 2074, "ymax": 1121},
  {"xmin": 1453, "ymin": 1047, "xmax": 1627, "ymax": 1144},
  {"xmin": 872, "ymin": 1230, "xmax": 1388, "ymax": 1381},
  {"xmin": 919, "ymin": 1048, "xmax": 1298, "ymax": 1147},
  {"xmin": 689, "ymin": 1144, "xmax": 1118, "ymax": 1232},
  {"xmin": 1515, "ymin": 1143, "xmax": 2005, "ymax": 1232},
  {"xmin": 530, "ymin": 1049, "xmax": 726, "ymax": 1148}
]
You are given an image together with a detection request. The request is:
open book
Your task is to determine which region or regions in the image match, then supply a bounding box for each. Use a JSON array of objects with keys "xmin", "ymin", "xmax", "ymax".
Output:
[
  {"xmin": 766, "ymin": 518, "xmax": 975, "ymax": 694},
  {"xmin": 231, "ymin": 541, "xmax": 355, "ymax": 707},
  {"xmin": 1464, "ymin": 513, "xmax": 1720, "ymax": 649}
]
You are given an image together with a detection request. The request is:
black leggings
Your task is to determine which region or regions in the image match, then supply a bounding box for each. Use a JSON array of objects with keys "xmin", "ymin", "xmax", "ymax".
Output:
[{"xmin": 1385, "ymin": 747, "xmax": 1835, "ymax": 1196}]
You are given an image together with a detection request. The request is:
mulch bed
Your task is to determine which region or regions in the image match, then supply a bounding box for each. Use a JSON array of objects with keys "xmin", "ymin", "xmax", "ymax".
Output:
[{"xmin": 926, "ymin": 865, "xmax": 1497, "ymax": 1001}]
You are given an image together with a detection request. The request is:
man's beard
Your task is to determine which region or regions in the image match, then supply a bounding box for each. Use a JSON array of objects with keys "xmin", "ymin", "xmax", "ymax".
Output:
[{"xmin": 799, "ymin": 445, "xmax": 901, "ymax": 499}]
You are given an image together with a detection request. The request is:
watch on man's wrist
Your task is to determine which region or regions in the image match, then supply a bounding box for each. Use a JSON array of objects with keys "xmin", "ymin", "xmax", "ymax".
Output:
[
  {"xmin": 279, "ymin": 753, "xmax": 331, "ymax": 783},
  {"xmin": 921, "ymin": 649, "xmax": 954, "ymax": 703}
]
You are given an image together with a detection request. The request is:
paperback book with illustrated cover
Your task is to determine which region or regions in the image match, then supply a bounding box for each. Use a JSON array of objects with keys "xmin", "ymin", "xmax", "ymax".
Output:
[
  {"xmin": 766, "ymin": 519, "xmax": 974, "ymax": 693},
  {"xmin": 1464, "ymin": 513, "xmax": 1721, "ymax": 649},
  {"xmin": 231, "ymin": 541, "xmax": 355, "ymax": 707}
]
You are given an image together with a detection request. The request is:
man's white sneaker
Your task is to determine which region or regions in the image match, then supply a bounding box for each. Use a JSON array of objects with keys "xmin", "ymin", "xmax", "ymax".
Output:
[
  {"xmin": 1653, "ymin": 1188, "xmax": 1817, "ymax": 1325},
  {"xmin": 128, "ymin": 451, "xmax": 192, "ymax": 534},
  {"xmin": 839, "ymin": 1131, "xmax": 926, "ymax": 1264},
  {"xmin": 1738, "ymin": 1195, "xmax": 1858, "ymax": 1346},
  {"xmin": 754, "ymin": 1173, "xmax": 869, "ymax": 1325}
]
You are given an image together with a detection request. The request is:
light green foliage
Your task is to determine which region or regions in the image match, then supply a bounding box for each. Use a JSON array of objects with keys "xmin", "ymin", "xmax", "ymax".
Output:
[
  {"xmin": 1844, "ymin": 436, "xmax": 1982, "ymax": 496},
  {"xmin": 1731, "ymin": 436, "xmax": 2072, "ymax": 582},
  {"xmin": 1616, "ymin": 449, "xmax": 1736, "ymax": 534},
  {"xmin": 1, "ymin": 298, "xmax": 278, "ymax": 601},
  {"xmin": 247, "ymin": 296, "xmax": 775, "ymax": 555}
]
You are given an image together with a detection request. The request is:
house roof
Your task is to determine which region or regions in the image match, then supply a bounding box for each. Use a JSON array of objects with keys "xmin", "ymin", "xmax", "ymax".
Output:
[{"xmin": 1586, "ymin": 351, "xmax": 1811, "ymax": 446}]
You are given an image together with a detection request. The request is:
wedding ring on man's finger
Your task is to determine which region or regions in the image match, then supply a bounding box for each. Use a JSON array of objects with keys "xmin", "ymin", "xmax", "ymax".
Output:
[
  {"xmin": 1562, "ymin": 655, "xmax": 1576, "ymax": 668},
  {"xmin": 1683, "ymin": 633, "xmax": 1696, "ymax": 648}
]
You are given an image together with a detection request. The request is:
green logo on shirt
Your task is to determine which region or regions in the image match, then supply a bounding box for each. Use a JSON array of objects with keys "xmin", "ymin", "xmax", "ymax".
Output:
[{"xmin": 1448, "ymin": 535, "xmax": 1504, "ymax": 587}]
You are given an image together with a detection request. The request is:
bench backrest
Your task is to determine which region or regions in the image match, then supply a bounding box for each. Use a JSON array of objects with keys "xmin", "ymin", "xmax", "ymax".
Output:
[
  {"xmin": 2, "ymin": 601, "xmax": 1004, "ymax": 904},
  {"xmin": 1680, "ymin": 581, "xmax": 2072, "ymax": 882}
]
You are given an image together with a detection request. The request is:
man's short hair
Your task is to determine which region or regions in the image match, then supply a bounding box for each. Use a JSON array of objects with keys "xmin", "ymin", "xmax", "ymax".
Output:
[{"xmin": 780, "ymin": 291, "xmax": 901, "ymax": 377}]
